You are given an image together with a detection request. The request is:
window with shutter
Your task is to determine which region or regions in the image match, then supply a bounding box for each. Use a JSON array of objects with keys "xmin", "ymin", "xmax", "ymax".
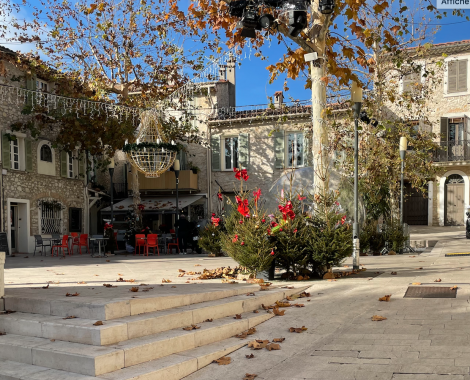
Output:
[
  {"xmin": 223, "ymin": 137, "xmax": 239, "ymax": 170},
  {"xmin": 211, "ymin": 135, "xmax": 221, "ymax": 171},
  {"xmin": 447, "ymin": 60, "xmax": 468, "ymax": 94},
  {"xmin": 238, "ymin": 133, "xmax": 249, "ymax": 169},
  {"xmin": 273, "ymin": 131, "xmax": 285, "ymax": 169},
  {"xmin": 402, "ymin": 72, "xmax": 420, "ymax": 93},
  {"xmin": 286, "ymin": 132, "xmax": 304, "ymax": 168}
]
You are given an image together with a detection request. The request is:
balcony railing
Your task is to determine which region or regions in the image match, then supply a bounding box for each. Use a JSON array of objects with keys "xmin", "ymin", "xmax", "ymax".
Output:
[
  {"xmin": 433, "ymin": 140, "xmax": 470, "ymax": 162},
  {"xmin": 128, "ymin": 170, "xmax": 198, "ymax": 191}
]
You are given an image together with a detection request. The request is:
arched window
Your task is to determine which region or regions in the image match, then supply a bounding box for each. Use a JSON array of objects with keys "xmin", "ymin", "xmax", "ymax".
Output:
[{"xmin": 40, "ymin": 144, "xmax": 52, "ymax": 162}]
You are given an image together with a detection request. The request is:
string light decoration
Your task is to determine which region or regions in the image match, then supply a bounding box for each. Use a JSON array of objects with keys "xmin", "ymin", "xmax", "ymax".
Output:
[{"xmin": 124, "ymin": 110, "xmax": 179, "ymax": 178}]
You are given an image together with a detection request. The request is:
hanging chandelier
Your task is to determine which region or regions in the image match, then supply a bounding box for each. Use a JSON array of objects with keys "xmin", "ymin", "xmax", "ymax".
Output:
[{"xmin": 124, "ymin": 110, "xmax": 178, "ymax": 178}]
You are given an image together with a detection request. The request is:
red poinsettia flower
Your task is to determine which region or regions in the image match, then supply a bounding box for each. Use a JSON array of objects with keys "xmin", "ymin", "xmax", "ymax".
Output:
[
  {"xmin": 241, "ymin": 242, "xmax": 245, "ymax": 246},
  {"xmin": 341, "ymin": 215, "xmax": 347, "ymax": 225},
  {"xmin": 234, "ymin": 168, "xmax": 249, "ymax": 181},
  {"xmin": 253, "ymin": 188, "xmax": 261, "ymax": 202},
  {"xmin": 297, "ymin": 194, "xmax": 306, "ymax": 201},
  {"xmin": 211, "ymin": 217, "xmax": 220, "ymax": 227},
  {"xmin": 217, "ymin": 192, "xmax": 223, "ymax": 201},
  {"xmin": 270, "ymin": 221, "xmax": 278, "ymax": 227},
  {"xmin": 279, "ymin": 201, "xmax": 295, "ymax": 221},
  {"xmin": 232, "ymin": 234, "xmax": 238, "ymax": 243}
]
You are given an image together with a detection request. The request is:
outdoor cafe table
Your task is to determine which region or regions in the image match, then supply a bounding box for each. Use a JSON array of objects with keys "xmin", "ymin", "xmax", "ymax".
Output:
[{"xmin": 89, "ymin": 237, "xmax": 109, "ymax": 258}]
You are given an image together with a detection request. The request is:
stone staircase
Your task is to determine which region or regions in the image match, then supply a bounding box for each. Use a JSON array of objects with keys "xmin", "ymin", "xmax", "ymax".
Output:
[{"xmin": 0, "ymin": 283, "xmax": 309, "ymax": 380}]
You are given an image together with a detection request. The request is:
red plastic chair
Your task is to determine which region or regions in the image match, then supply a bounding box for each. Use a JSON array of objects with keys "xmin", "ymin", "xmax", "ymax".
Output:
[
  {"xmin": 168, "ymin": 236, "xmax": 180, "ymax": 254},
  {"xmin": 52, "ymin": 235, "xmax": 70, "ymax": 257},
  {"xmin": 70, "ymin": 233, "xmax": 79, "ymax": 254},
  {"xmin": 135, "ymin": 234, "xmax": 146, "ymax": 255},
  {"xmin": 145, "ymin": 234, "xmax": 159, "ymax": 256},
  {"xmin": 76, "ymin": 234, "xmax": 90, "ymax": 255}
]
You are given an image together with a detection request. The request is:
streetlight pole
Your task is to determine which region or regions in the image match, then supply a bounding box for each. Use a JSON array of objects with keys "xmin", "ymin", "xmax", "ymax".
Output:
[
  {"xmin": 108, "ymin": 157, "xmax": 115, "ymax": 256},
  {"xmin": 174, "ymin": 159, "xmax": 180, "ymax": 252},
  {"xmin": 351, "ymin": 81, "xmax": 363, "ymax": 270},
  {"xmin": 399, "ymin": 137, "xmax": 407, "ymax": 226}
]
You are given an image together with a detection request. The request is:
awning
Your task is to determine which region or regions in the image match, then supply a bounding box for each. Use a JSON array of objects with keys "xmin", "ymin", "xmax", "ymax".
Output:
[{"xmin": 101, "ymin": 195, "xmax": 204, "ymax": 213}]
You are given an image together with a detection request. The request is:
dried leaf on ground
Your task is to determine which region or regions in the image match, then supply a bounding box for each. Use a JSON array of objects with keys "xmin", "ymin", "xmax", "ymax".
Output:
[
  {"xmin": 246, "ymin": 353, "xmax": 255, "ymax": 359},
  {"xmin": 77, "ymin": 281, "xmax": 87, "ymax": 284},
  {"xmin": 103, "ymin": 284, "xmax": 117, "ymax": 288},
  {"xmin": 117, "ymin": 278, "xmax": 135, "ymax": 283},
  {"xmin": 327, "ymin": 279, "xmax": 337, "ymax": 282},
  {"xmin": 130, "ymin": 287, "xmax": 139, "ymax": 292},
  {"xmin": 93, "ymin": 321, "xmax": 103, "ymax": 326},
  {"xmin": 194, "ymin": 264, "xmax": 202, "ymax": 267},
  {"xmin": 106, "ymin": 260, "xmax": 110, "ymax": 262},
  {"xmin": 261, "ymin": 304, "xmax": 274, "ymax": 310},
  {"xmin": 434, "ymin": 278, "xmax": 442, "ymax": 282},
  {"xmin": 378, "ymin": 295, "xmax": 391, "ymax": 302},
  {"xmin": 289, "ymin": 326, "xmax": 308, "ymax": 333},
  {"xmin": 185, "ymin": 281, "xmax": 190, "ymax": 283},
  {"xmin": 451, "ymin": 286, "xmax": 458, "ymax": 290},
  {"xmin": 391, "ymin": 272, "xmax": 397, "ymax": 275},
  {"xmin": 299, "ymin": 292, "xmax": 310, "ymax": 298},
  {"xmin": 273, "ymin": 307, "xmax": 285, "ymax": 316},
  {"xmin": 213, "ymin": 356, "xmax": 231, "ymax": 365},
  {"xmin": 178, "ymin": 269, "xmax": 186, "ymax": 273},
  {"xmin": 371, "ymin": 315, "xmax": 387, "ymax": 321},
  {"xmin": 415, "ymin": 267, "xmax": 423, "ymax": 270},
  {"xmin": 63, "ymin": 316, "xmax": 77, "ymax": 319},
  {"xmin": 282, "ymin": 286, "xmax": 294, "ymax": 289},
  {"xmin": 293, "ymin": 303, "xmax": 305, "ymax": 307},
  {"xmin": 204, "ymin": 319, "xmax": 213, "ymax": 322},
  {"xmin": 1, "ymin": 310, "xmax": 16, "ymax": 315},
  {"xmin": 266, "ymin": 343, "xmax": 281, "ymax": 351},
  {"xmin": 182, "ymin": 325, "xmax": 200, "ymax": 331},
  {"xmin": 412, "ymin": 282, "xmax": 422, "ymax": 285},
  {"xmin": 178, "ymin": 273, "xmax": 185, "ymax": 277},
  {"xmin": 253, "ymin": 310, "xmax": 259, "ymax": 313},
  {"xmin": 65, "ymin": 292, "xmax": 80, "ymax": 297},
  {"xmin": 244, "ymin": 374, "xmax": 257, "ymax": 380},
  {"xmin": 246, "ymin": 292, "xmax": 255, "ymax": 296},
  {"xmin": 142, "ymin": 287, "xmax": 154, "ymax": 292},
  {"xmin": 0, "ymin": 332, "xmax": 6, "ymax": 335},
  {"xmin": 275, "ymin": 301, "xmax": 291, "ymax": 308},
  {"xmin": 42, "ymin": 284, "xmax": 49, "ymax": 289},
  {"xmin": 222, "ymin": 279, "xmax": 238, "ymax": 284},
  {"xmin": 50, "ymin": 339, "xmax": 55, "ymax": 342},
  {"xmin": 171, "ymin": 286, "xmax": 176, "ymax": 288},
  {"xmin": 273, "ymin": 338, "xmax": 285, "ymax": 342},
  {"xmin": 162, "ymin": 279, "xmax": 172, "ymax": 283},
  {"xmin": 234, "ymin": 314, "xmax": 242, "ymax": 319},
  {"xmin": 248, "ymin": 340, "xmax": 269, "ymax": 349}
]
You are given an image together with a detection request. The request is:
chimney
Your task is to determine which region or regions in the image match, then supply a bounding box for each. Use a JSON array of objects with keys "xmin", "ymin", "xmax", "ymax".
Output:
[
  {"xmin": 218, "ymin": 65, "xmax": 227, "ymax": 81},
  {"xmin": 216, "ymin": 57, "xmax": 236, "ymax": 109},
  {"xmin": 274, "ymin": 91, "xmax": 283, "ymax": 108}
]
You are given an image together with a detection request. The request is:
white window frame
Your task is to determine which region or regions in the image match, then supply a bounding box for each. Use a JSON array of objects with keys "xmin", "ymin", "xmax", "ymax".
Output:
[
  {"xmin": 8, "ymin": 132, "xmax": 25, "ymax": 171},
  {"xmin": 444, "ymin": 55, "xmax": 470, "ymax": 97},
  {"xmin": 222, "ymin": 136, "xmax": 239, "ymax": 171},
  {"xmin": 67, "ymin": 152, "xmax": 78, "ymax": 179},
  {"xmin": 285, "ymin": 131, "xmax": 305, "ymax": 168},
  {"xmin": 399, "ymin": 60, "xmax": 426, "ymax": 94}
]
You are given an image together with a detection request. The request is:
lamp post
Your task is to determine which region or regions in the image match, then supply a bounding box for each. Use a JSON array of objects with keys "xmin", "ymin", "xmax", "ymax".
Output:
[
  {"xmin": 108, "ymin": 157, "xmax": 115, "ymax": 256},
  {"xmin": 174, "ymin": 159, "xmax": 180, "ymax": 251},
  {"xmin": 351, "ymin": 81, "xmax": 363, "ymax": 270},
  {"xmin": 399, "ymin": 137, "xmax": 407, "ymax": 226}
]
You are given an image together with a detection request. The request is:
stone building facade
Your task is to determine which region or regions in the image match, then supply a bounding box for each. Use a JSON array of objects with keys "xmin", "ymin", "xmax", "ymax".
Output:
[{"xmin": 0, "ymin": 46, "xmax": 86, "ymax": 254}]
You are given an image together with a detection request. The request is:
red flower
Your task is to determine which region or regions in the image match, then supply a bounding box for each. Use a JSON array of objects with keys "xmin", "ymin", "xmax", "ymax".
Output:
[
  {"xmin": 232, "ymin": 234, "xmax": 238, "ymax": 243},
  {"xmin": 279, "ymin": 228, "xmax": 283, "ymax": 232},
  {"xmin": 239, "ymin": 220, "xmax": 243, "ymax": 224},
  {"xmin": 212, "ymin": 213, "xmax": 216, "ymax": 217},
  {"xmin": 211, "ymin": 217, "xmax": 220, "ymax": 227},
  {"xmin": 341, "ymin": 215, "xmax": 347, "ymax": 225},
  {"xmin": 104, "ymin": 223, "xmax": 113, "ymax": 230},
  {"xmin": 217, "ymin": 192, "xmax": 223, "ymax": 201},
  {"xmin": 270, "ymin": 249, "xmax": 275, "ymax": 256},
  {"xmin": 138, "ymin": 204, "xmax": 145, "ymax": 211},
  {"xmin": 297, "ymin": 194, "xmax": 306, "ymax": 201},
  {"xmin": 235, "ymin": 196, "xmax": 250, "ymax": 217},
  {"xmin": 278, "ymin": 201, "xmax": 295, "ymax": 221},
  {"xmin": 234, "ymin": 168, "xmax": 249, "ymax": 181},
  {"xmin": 241, "ymin": 241, "xmax": 245, "ymax": 246},
  {"xmin": 270, "ymin": 221, "xmax": 278, "ymax": 227},
  {"xmin": 253, "ymin": 188, "xmax": 261, "ymax": 202}
]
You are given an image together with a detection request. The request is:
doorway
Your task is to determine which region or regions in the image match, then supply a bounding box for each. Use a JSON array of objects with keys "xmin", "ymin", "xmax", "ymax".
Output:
[
  {"xmin": 10, "ymin": 204, "xmax": 18, "ymax": 253},
  {"xmin": 445, "ymin": 174, "xmax": 465, "ymax": 226}
]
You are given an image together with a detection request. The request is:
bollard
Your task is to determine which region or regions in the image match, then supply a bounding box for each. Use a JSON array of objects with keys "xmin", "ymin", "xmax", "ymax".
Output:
[{"xmin": 0, "ymin": 251, "xmax": 5, "ymax": 310}]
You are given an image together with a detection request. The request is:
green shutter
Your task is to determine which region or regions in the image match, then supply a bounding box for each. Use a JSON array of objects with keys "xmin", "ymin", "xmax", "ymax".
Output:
[
  {"xmin": 2, "ymin": 133, "xmax": 10, "ymax": 169},
  {"xmin": 273, "ymin": 131, "xmax": 285, "ymax": 169},
  {"xmin": 60, "ymin": 151, "xmax": 67, "ymax": 178},
  {"xmin": 25, "ymin": 138, "xmax": 32, "ymax": 172},
  {"xmin": 211, "ymin": 135, "xmax": 221, "ymax": 171},
  {"xmin": 238, "ymin": 133, "xmax": 249, "ymax": 169},
  {"xmin": 79, "ymin": 153, "xmax": 86, "ymax": 178},
  {"xmin": 440, "ymin": 117, "xmax": 448, "ymax": 142},
  {"xmin": 303, "ymin": 132, "xmax": 311, "ymax": 167},
  {"xmin": 25, "ymin": 74, "xmax": 37, "ymax": 107}
]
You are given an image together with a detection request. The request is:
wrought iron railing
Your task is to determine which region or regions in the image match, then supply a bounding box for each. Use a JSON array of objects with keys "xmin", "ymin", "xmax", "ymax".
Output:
[{"xmin": 433, "ymin": 140, "xmax": 470, "ymax": 162}]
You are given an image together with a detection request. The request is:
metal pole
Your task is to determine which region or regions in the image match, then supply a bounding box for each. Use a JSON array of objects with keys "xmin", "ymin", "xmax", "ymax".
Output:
[
  {"xmin": 109, "ymin": 167, "xmax": 114, "ymax": 256},
  {"xmin": 352, "ymin": 102, "xmax": 361, "ymax": 270},
  {"xmin": 400, "ymin": 160, "xmax": 404, "ymax": 226},
  {"xmin": 175, "ymin": 170, "xmax": 180, "ymax": 250}
]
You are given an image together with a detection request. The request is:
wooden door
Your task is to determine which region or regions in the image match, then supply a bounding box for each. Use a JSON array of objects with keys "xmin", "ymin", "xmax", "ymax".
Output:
[
  {"xmin": 403, "ymin": 184, "xmax": 428, "ymax": 225},
  {"xmin": 445, "ymin": 183, "xmax": 465, "ymax": 226}
]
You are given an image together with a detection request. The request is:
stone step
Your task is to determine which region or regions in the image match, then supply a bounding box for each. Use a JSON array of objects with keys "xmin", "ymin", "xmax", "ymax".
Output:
[
  {"xmin": 0, "ymin": 311, "xmax": 272, "ymax": 376},
  {"xmin": 0, "ymin": 286, "xmax": 308, "ymax": 345},
  {"xmin": 0, "ymin": 338, "xmax": 246, "ymax": 380},
  {"xmin": 3, "ymin": 283, "xmax": 262, "ymax": 320},
  {"xmin": 98, "ymin": 338, "xmax": 247, "ymax": 380}
]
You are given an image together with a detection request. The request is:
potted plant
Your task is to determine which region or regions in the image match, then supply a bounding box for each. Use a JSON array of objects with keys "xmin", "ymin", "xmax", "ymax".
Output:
[{"xmin": 188, "ymin": 161, "xmax": 200, "ymax": 174}]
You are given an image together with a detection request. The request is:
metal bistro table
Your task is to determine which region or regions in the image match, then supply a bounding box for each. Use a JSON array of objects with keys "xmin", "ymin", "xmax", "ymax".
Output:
[{"xmin": 90, "ymin": 237, "xmax": 109, "ymax": 258}]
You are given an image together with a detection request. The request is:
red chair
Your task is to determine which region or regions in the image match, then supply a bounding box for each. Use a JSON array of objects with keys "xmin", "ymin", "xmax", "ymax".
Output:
[
  {"xmin": 76, "ymin": 234, "xmax": 90, "ymax": 255},
  {"xmin": 135, "ymin": 234, "xmax": 146, "ymax": 255},
  {"xmin": 52, "ymin": 235, "xmax": 70, "ymax": 257},
  {"xmin": 168, "ymin": 236, "xmax": 180, "ymax": 254},
  {"xmin": 70, "ymin": 233, "xmax": 79, "ymax": 254},
  {"xmin": 145, "ymin": 234, "xmax": 159, "ymax": 256}
]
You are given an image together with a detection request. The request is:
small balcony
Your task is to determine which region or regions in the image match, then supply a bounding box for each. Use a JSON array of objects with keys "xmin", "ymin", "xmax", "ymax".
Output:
[
  {"xmin": 433, "ymin": 141, "xmax": 470, "ymax": 163},
  {"xmin": 128, "ymin": 170, "xmax": 198, "ymax": 191}
]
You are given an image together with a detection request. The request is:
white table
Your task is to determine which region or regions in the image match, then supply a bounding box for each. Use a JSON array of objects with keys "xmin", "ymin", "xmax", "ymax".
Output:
[{"xmin": 90, "ymin": 237, "xmax": 109, "ymax": 258}]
